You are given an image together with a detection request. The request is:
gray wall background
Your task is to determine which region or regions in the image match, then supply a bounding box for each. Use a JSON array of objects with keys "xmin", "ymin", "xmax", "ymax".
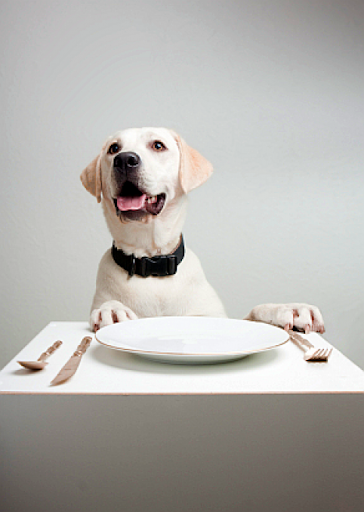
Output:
[{"xmin": 0, "ymin": 0, "xmax": 363, "ymax": 369}]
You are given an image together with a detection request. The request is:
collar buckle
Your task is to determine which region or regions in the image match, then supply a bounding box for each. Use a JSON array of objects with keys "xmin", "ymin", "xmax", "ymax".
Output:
[{"xmin": 138, "ymin": 254, "xmax": 178, "ymax": 277}]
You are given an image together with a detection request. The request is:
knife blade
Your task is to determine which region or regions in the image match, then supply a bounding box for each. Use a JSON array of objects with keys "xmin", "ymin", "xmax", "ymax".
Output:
[{"xmin": 50, "ymin": 336, "xmax": 92, "ymax": 386}]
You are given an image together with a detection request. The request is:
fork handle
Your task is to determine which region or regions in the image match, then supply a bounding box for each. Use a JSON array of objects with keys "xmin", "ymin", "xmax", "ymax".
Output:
[{"xmin": 288, "ymin": 331, "xmax": 314, "ymax": 350}]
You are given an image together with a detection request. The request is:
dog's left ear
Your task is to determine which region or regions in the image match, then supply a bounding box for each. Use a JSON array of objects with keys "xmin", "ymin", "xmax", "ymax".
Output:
[
  {"xmin": 80, "ymin": 154, "xmax": 102, "ymax": 203},
  {"xmin": 173, "ymin": 133, "xmax": 213, "ymax": 193}
]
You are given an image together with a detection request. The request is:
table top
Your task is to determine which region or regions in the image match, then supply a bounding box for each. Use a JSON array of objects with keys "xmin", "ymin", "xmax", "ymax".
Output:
[{"xmin": 0, "ymin": 321, "xmax": 363, "ymax": 395}]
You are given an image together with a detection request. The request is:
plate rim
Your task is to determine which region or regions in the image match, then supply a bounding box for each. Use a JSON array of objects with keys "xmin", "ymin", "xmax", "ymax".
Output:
[{"xmin": 95, "ymin": 317, "xmax": 289, "ymax": 357}]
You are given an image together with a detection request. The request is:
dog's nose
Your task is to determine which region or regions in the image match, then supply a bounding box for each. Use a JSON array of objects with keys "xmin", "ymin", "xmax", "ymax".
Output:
[{"xmin": 113, "ymin": 152, "xmax": 141, "ymax": 171}]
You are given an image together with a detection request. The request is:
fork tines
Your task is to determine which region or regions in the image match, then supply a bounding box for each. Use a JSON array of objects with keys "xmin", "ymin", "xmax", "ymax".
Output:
[{"xmin": 289, "ymin": 331, "xmax": 333, "ymax": 362}]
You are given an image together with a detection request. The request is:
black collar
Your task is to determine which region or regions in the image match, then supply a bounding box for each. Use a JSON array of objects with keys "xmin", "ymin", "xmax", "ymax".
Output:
[{"xmin": 111, "ymin": 236, "xmax": 185, "ymax": 278}]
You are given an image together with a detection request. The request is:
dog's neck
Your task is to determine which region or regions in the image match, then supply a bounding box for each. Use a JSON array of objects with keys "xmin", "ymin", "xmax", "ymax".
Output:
[{"xmin": 103, "ymin": 195, "xmax": 188, "ymax": 258}]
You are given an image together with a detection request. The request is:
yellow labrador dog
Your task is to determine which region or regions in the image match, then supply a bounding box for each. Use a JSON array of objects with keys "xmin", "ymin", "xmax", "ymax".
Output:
[{"xmin": 81, "ymin": 127, "xmax": 325, "ymax": 334}]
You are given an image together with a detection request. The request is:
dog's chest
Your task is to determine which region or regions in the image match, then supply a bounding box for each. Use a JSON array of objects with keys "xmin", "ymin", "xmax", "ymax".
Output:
[{"xmin": 118, "ymin": 272, "xmax": 186, "ymax": 317}]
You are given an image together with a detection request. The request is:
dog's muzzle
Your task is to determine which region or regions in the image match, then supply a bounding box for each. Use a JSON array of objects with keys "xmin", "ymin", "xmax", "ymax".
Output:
[{"xmin": 112, "ymin": 151, "xmax": 166, "ymax": 220}]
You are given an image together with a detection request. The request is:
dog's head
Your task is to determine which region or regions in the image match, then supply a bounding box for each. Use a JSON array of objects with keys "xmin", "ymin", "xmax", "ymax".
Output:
[{"xmin": 80, "ymin": 127, "xmax": 213, "ymax": 222}]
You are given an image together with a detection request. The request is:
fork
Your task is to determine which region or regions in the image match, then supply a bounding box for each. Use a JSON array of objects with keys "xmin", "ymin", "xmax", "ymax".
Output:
[{"xmin": 289, "ymin": 331, "xmax": 333, "ymax": 362}]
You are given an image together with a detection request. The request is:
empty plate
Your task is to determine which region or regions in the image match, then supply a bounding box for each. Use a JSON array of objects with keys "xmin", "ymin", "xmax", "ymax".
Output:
[{"xmin": 95, "ymin": 316, "xmax": 289, "ymax": 365}]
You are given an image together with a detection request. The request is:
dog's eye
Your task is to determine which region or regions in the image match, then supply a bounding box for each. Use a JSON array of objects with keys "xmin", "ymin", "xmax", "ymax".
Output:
[
  {"xmin": 108, "ymin": 143, "xmax": 120, "ymax": 155},
  {"xmin": 152, "ymin": 140, "xmax": 167, "ymax": 152}
]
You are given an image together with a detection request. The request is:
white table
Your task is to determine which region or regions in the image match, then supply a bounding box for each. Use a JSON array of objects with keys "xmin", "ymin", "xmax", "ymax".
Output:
[
  {"xmin": 1, "ymin": 321, "xmax": 363, "ymax": 394},
  {"xmin": 1, "ymin": 321, "xmax": 363, "ymax": 512}
]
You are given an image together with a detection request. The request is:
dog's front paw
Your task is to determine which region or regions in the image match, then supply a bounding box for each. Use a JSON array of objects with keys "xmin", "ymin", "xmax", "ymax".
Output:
[
  {"xmin": 245, "ymin": 303, "xmax": 325, "ymax": 334},
  {"xmin": 91, "ymin": 300, "xmax": 138, "ymax": 331}
]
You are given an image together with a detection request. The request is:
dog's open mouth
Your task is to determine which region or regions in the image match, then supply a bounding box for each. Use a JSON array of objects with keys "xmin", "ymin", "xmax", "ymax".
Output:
[{"xmin": 113, "ymin": 181, "xmax": 166, "ymax": 217}]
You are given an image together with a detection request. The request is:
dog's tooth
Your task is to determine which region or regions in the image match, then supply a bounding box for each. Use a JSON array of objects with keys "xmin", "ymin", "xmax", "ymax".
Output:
[{"xmin": 146, "ymin": 195, "xmax": 158, "ymax": 204}]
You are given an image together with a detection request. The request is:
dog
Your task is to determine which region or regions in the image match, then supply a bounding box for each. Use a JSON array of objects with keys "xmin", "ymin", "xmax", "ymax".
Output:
[{"xmin": 81, "ymin": 127, "xmax": 325, "ymax": 334}]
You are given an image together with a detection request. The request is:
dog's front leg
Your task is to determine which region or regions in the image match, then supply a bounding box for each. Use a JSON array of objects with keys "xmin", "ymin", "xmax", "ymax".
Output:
[
  {"xmin": 245, "ymin": 303, "xmax": 325, "ymax": 334},
  {"xmin": 90, "ymin": 300, "xmax": 138, "ymax": 332}
]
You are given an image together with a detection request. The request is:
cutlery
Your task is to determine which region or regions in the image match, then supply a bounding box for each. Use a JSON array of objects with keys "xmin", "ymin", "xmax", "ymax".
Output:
[
  {"xmin": 289, "ymin": 331, "xmax": 333, "ymax": 362},
  {"xmin": 50, "ymin": 336, "xmax": 92, "ymax": 385},
  {"xmin": 18, "ymin": 340, "xmax": 63, "ymax": 370}
]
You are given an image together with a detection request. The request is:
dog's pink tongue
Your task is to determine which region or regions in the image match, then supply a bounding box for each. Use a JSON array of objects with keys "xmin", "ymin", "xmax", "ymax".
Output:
[{"xmin": 117, "ymin": 194, "xmax": 147, "ymax": 211}]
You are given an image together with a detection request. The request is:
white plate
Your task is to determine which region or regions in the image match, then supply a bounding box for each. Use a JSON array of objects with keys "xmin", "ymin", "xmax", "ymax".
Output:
[{"xmin": 96, "ymin": 317, "xmax": 289, "ymax": 365}]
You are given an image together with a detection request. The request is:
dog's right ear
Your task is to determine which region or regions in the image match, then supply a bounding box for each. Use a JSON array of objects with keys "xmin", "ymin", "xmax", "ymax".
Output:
[{"xmin": 80, "ymin": 154, "xmax": 102, "ymax": 203}]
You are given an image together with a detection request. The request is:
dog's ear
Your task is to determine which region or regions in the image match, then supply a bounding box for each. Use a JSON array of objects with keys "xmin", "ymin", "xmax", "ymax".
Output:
[
  {"xmin": 80, "ymin": 154, "xmax": 102, "ymax": 203},
  {"xmin": 174, "ymin": 133, "xmax": 213, "ymax": 193}
]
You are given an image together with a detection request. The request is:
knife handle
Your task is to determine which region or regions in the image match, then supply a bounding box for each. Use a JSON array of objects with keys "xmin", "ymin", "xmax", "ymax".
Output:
[{"xmin": 74, "ymin": 336, "xmax": 92, "ymax": 357}]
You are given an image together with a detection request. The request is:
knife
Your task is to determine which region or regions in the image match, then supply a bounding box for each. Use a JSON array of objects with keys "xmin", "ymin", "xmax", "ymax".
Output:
[{"xmin": 50, "ymin": 336, "xmax": 92, "ymax": 386}]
